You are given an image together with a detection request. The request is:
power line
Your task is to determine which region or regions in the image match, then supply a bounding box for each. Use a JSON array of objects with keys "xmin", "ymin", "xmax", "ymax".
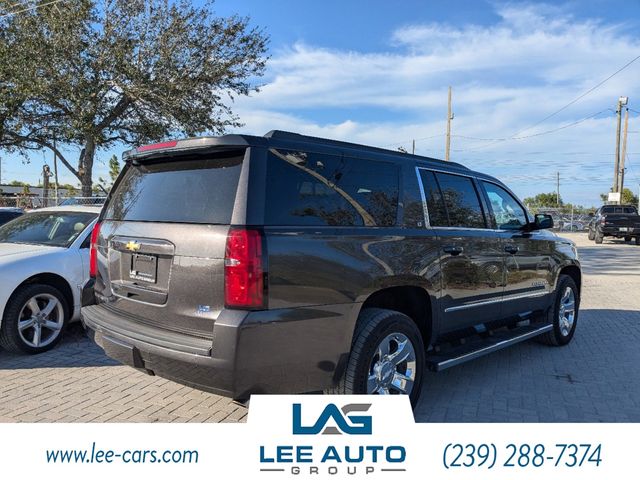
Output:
[
  {"xmin": 454, "ymin": 54, "xmax": 640, "ymax": 153},
  {"xmin": 0, "ymin": 0, "xmax": 67, "ymax": 19},
  {"xmin": 385, "ymin": 106, "xmax": 613, "ymax": 153},
  {"xmin": 382, "ymin": 134, "xmax": 443, "ymax": 148},
  {"xmin": 454, "ymin": 109, "xmax": 612, "ymax": 153},
  {"xmin": 510, "ymin": 54, "xmax": 640, "ymax": 137}
]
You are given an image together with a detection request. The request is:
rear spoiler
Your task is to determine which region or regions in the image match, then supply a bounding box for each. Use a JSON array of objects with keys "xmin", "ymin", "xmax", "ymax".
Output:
[{"xmin": 123, "ymin": 135, "xmax": 260, "ymax": 163}]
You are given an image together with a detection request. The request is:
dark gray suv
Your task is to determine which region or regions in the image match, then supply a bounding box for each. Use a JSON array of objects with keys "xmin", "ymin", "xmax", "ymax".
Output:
[{"xmin": 82, "ymin": 131, "xmax": 581, "ymax": 406}]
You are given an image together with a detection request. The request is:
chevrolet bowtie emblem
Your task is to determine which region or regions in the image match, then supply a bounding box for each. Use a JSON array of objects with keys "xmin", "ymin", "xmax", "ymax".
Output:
[{"xmin": 125, "ymin": 241, "xmax": 141, "ymax": 252}]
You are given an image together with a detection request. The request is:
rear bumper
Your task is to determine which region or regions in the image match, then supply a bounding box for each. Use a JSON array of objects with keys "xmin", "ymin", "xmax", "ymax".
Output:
[
  {"xmin": 81, "ymin": 303, "xmax": 357, "ymax": 399},
  {"xmin": 600, "ymin": 226, "xmax": 639, "ymax": 236}
]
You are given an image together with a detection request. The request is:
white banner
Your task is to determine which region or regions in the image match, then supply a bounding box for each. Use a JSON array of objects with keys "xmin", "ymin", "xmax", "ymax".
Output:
[{"xmin": 0, "ymin": 395, "xmax": 634, "ymax": 479}]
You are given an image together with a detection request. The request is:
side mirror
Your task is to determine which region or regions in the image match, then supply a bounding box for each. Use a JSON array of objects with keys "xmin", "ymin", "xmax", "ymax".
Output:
[{"xmin": 534, "ymin": 213, "xmax": 554, "ymax": 230}]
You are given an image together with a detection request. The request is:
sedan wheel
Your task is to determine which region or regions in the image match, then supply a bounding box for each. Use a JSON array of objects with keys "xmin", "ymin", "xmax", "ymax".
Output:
[
  {"xmin": 0, "ymin": 284, "xmax": 68, "ymax": 354},
  {"xmin": 17, "ymin": 293, "xmax": 64, "ymax": 349}
]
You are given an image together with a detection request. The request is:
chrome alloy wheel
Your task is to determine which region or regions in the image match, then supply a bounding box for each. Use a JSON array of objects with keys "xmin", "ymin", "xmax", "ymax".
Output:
[
  {"xmin": 17, "ymin": 293, "xmax": 64, "ymax": 349},
  {"xmin": 558, "ymin": 287, "xmax": 576, "ymax": 337},
  {"xmin": 367, "ymin": 332, "xmax": 417, "ymax": 395}
]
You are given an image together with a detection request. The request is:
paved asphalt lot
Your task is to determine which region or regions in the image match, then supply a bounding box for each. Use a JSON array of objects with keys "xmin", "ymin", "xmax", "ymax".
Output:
[{"xmin": 0, "ymin": 232, "xmax": 638, "ymax": 422}]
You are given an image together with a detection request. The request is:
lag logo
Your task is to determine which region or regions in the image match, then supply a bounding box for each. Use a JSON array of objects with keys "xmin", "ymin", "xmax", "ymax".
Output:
[
  {"xmin": 259, "ymin": 400, "xmax": 407, "ymax": 475},
  {"xmin": 293, "ymin": 403, "xmax": 372, "ymax": 435}
]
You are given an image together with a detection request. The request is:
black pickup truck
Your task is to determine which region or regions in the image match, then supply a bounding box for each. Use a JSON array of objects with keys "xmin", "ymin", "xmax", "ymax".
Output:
[{"xmin": 588, "ymin": 204, "xmax": 640, "ymax": 244}]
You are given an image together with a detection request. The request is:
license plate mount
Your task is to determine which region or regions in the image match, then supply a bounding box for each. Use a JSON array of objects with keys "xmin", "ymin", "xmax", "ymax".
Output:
[{"xmin": 130, "ymin": 254, "xmax": 157, "ymax": 283}]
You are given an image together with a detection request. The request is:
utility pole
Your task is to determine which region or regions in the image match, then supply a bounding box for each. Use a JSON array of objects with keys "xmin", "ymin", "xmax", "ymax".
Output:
[
  {"xmin": 613, "ymin": 96, "xmax": 628, "ymax": 200},
  {"xmin": 445, "ymin": 86, "xmax": 452, "ymax": 161},
  {"xmin": 412, "ymin": 139, "xmax": 415, "ymax": 155},
  {"xmin": 556, "ymin": 171, "xmax": 560, "ymax": 207},
  {"xmin": 619, "ymin": 106, "xmax": 629, "ymax": 198},
  {"xmin": 42, "ymin": 164, "xmax": 51, "ymax": 207},
  {"xmin": 53, "ymin": 137, "xmax": 59, "ymax": 204}
]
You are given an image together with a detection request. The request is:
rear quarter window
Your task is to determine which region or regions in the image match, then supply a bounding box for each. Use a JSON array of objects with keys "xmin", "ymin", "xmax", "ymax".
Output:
[
  {"xmin": 264, "ymin": 149, "xmax": 399, "ymax": 227},
  {"xmin": 104, "ymin": 151, "xmax": 244, "ymax": 224},
  {"xmin": 433, "ymin": 172, "xmax": 486, "ymax": 229}
]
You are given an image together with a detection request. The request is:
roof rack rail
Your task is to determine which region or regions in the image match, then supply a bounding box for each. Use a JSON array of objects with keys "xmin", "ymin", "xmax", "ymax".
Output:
[{"xmin": 263, "ymin": 130, "xmax": 469, "ymax": 169}]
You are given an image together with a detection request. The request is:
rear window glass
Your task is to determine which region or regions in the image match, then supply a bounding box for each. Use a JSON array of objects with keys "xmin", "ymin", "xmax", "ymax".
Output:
[
  {"xmin": 265, "ymin": 149, "xmax": 399, "ymax": 227},
  {"xmin": 104, "ymin": 151, "xmax": 244, "ymax": 224},
  {"xmin": 602, "ymin": 206, "xmax": 638, "ymax": 214}
]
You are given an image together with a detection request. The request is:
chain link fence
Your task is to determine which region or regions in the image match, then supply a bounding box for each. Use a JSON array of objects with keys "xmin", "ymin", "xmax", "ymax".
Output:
[
  {"xmin": 525, "ymin": 206, "xmax": 592, "ymax": 232},
  {"xmin": 0, "ymin": 196, "xmax": 106, "ymax": 209}
]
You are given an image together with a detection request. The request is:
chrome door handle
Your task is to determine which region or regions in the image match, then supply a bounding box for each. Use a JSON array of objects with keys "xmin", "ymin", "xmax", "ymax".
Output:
[
  {"xmin": 443, "ymin": 245, "xmax": 464, "ymax": 256},
  {"xmin": 505, "ymin": 244, "xmax": 519, "ymax": 254}
]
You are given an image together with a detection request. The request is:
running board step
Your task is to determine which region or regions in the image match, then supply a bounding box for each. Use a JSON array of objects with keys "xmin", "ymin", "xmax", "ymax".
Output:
[{"xmin": 425, "ymin": 323, "xmax": 553, "ymax": 372}]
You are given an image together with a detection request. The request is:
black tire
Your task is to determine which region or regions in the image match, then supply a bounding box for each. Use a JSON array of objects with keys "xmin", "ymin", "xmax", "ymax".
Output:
[
  {"xmin": 0, "ymin": 284, "xmax": 68, "ymax": 354},
  {"xmin": 587, "ymin": 228, "xmax": 595, "ymax": 241},
  {"xmin": 594, "ymin": 231, "xmax": 603, "ymax": 244},
  {"xmin": 538, "ymin": 275, "xmax": 579, "ymax": 346},
  {"xmin": 624, "ymin": 236, "xmax": 632, "ymax": 242},
  {"xmin": 326, "ymin": 308, "xmax": 425, "ymax": 407}
]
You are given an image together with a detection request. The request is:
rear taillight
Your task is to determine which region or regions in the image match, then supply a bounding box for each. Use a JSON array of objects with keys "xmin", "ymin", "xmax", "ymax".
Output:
[
  {"xmin": 224, "ymin": 228, "xmax": 264, "ymax": 309},
  {"xmin": 89, "ymin": 222, "xmax": 101, "ymax": 278}
]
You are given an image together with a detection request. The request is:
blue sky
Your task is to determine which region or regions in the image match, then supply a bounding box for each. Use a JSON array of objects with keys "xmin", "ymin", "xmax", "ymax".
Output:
[{"xmin": 6, "ymin": 0, "xmax": 640, "ymax": 206}]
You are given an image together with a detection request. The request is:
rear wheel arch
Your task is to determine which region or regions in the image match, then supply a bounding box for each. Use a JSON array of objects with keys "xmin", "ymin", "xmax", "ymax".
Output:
[{"xmin": 356, "ymin": 285, "xmax": 434, "ymax": 348}]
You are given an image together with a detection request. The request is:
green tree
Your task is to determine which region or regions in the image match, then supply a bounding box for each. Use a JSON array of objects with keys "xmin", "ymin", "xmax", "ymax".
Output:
[
  {"xmin": 8, "ymin": 180, "xmax": 28, "ymax": 187},
  {"xmin": 0, "ymin": 0, "xmax": 268, "ymax": 196},
  {"xmin": 97, "ymin": 154, "xmax": 121, "ymax": 192},
  {"xmin": 600, "ymin": 188, "xmax": 638, "ymax": 205},
  {"xmin": 523, "ymin": 192, "xmax": 563, "ymax": 208}
]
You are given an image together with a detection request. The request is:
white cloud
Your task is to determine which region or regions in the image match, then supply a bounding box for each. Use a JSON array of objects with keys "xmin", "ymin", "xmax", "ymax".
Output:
[{"xmin": 230, "ymin": 3, "xmax": 640, "ymax": 206}]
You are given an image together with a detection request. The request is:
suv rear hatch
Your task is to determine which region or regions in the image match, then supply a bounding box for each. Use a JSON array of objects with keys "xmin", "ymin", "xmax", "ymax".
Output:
[{"xmin": 95, "ymin": 148, "xmax": 247, "ymax": 341}]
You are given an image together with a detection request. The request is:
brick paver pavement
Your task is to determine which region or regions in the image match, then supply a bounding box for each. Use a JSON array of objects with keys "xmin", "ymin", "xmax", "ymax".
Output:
[{"xmin": 0, "ymin": 232, "xmax": 638, "ymax": 422}]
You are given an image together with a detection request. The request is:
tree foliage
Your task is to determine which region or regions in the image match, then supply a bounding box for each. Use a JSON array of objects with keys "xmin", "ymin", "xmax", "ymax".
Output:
[
  {"xmin": 97, "ymin": 154, "xmax": 121, "ymax": 192},
  {"xmin": 0, "ymin": 0, "xmax": 268, "ymax": 195},
  {"xmin": 523, "ymin": 192, "xmax": 562, "ymax": 208},
  {"xmin": 599, "ymin": 188, "xmax": 638, "ymax": 206}
]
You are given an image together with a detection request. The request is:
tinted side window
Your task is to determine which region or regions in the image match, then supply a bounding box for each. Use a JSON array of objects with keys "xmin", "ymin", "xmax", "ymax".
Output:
[
  {"xmin": 418, "ymin": 170, "xmax": 448, "ymax": 227},
  {"xmin": 265, "ymin": 149, "xmax": 399, "ymax": 227},
  {"xmin": 482, "ymin": 182, "xmax": 527, "ymax": 229},
  {"xmin": 434, "ymin": 172, "xmax": 486, "ymax": 228},
  {"xmin": 0, "ymin": 212, "xmax": 21, "ymax": 225}
]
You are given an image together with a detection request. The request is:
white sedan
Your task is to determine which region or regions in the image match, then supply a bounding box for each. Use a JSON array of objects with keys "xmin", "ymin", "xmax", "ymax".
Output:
[{"xmin": 0, "ymin": 206, "xmax": 101, "ymax": 354}]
